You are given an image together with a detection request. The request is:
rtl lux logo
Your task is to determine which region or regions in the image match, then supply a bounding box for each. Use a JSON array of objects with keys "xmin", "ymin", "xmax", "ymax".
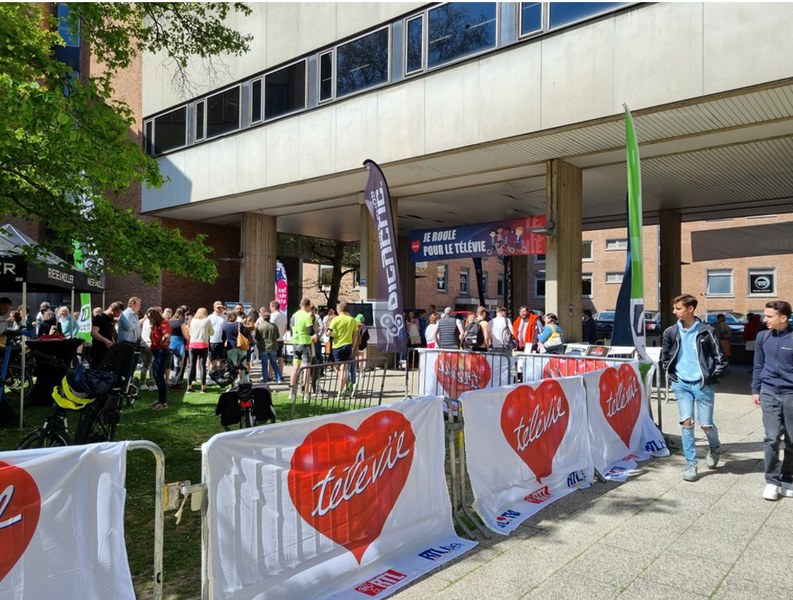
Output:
[{"xmin": 567, "ymin": 469, "xmax": 587, "ymax": 488}]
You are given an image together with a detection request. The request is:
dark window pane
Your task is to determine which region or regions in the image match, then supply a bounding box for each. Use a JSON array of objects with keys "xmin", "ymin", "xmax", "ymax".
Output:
[
  {"xmin": 336, "ymin": 28, "xmax": 389, "ymax": 97},
  {"xmin": 206, "ymin": 87, "xmax": 240, "ymax": 138},
  {"xmin": 57, "ymin": 3, "xmax": 80, "ymax": 47},
  {"xmin": 320, "ymin": 52, "xmax": 333, "ymax": 101},
  {"xmin": 406, "ymin": 17, "xmax": 423, "ymax": 73},
  {"xmin": 195, "ymin": 102, "xmax": 204, "ymax": 140},
  {"xmin": 520, "ymin": 2, "xmax": 543, "ymax": 36},
  {"xmin": 144, "ymin": 121, "xmax": 153, "ymax": 155},
  {"xmin": 549, "ymin": 2, "xmax": 624, "ymax": 29},
  {"xmin": 428, "ymin": 3, "xmax": 497, "ymax": 68},
  {"xmin": 265, "ymin": 61, "xmax": 306, "ymax": 120},
  {"xmin": 153, "ymin": 107, "xmax": 186, "ymax": 154},
  {"xmin": 251, "ymin": 79, "xmax": 262, "ymax": 123}
]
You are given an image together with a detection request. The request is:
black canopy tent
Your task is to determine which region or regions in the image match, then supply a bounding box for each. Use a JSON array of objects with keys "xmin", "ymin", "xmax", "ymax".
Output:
[{"xmin": 0, "ymin": 223, "xmax": 105, "ymax": 428}]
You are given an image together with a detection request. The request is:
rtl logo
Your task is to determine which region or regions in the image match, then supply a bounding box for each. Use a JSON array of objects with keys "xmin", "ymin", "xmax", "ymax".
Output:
[{"xmin": 354, "ymin": 569, "xmax": 407, "ymax": 596}]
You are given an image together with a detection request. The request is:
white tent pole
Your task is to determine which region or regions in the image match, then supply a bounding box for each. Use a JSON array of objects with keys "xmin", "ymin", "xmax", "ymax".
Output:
[
  {"xmin": 70, "ymin": 287, "xmax": 75, "ymax": 314},
  {"xmin": 20, "ymin": 281, "xmax": 26, "ymax": 429}
]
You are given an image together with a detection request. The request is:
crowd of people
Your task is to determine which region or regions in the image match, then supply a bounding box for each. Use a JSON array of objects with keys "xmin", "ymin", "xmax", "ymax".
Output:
[
  {"xmin": 402, "ymin": 303, "xmax": 563, "ymax": 357},
  {"xmin": 17, "ymin": 297, "xmax": 373, "ymax": 411}
]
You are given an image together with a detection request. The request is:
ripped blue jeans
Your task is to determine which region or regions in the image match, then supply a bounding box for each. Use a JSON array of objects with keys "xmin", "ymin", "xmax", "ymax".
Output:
[{"xmin": 672, "ymin": 380, "xmax": 721, "ymax": 465}]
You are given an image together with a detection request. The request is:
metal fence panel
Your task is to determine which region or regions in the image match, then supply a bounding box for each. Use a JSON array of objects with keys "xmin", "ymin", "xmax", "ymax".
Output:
[{"xmin": 288, "ymin": 357, "xmax": 387, "ymax": 418}]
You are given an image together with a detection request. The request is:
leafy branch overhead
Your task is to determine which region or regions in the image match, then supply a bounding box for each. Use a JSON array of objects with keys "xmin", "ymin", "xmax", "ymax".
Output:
[{"xmin": 0, "ymin": 3, "xmax": 252, "ymax": 285}]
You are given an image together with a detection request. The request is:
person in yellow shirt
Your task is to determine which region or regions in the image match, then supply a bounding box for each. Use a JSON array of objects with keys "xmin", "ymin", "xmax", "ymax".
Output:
[{"xmin": 327, "ymin": 301, "xmax": 358, "ymax": 396}]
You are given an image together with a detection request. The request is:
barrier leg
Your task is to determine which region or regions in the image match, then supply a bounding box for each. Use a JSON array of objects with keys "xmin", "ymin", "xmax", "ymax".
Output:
[
  {"xmin": 456, "ymin": 428, "xmax": 490, "ymax": 539},
  {"xmin": 446, "ymin": 420, "xmax": 475, "ymax": 539},
  {"xmin": 128, "ymin": 440, "xmax": 165, "ymax": 600}
]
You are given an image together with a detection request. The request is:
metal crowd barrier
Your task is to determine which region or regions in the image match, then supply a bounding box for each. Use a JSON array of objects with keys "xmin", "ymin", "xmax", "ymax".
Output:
[
  {"xmin": 399, "ymin": 346, "xmax": 665, "ymax": 540},
  {"xmin": 404, "ymin": 347, "xmax": 515, "ymax": 401},
  {"xmin": 288, "ymin": 356, "xmax": 387, "ymax": 418},
  {"xmin": 129, "ymin": 441, "xmax": 166, "ymax": 600}
]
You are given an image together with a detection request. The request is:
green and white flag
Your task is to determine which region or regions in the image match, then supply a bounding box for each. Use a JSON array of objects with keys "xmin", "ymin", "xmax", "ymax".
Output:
[{"xmin": 611, "ymin": 105, "xmax": 648, "ymax": 362}]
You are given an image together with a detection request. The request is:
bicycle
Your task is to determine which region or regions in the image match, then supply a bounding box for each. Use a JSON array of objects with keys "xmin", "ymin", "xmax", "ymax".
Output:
[
  {"xmin": 16, "ymin": 343, "xmax": 136, "ymax": 449},
  {"xmin": 0, "ymin": 331, "xmax": 36, "ymax": 411},
  {"xmin": 17, "ymin": 381, "xmax": 122, "ymax": 449}
]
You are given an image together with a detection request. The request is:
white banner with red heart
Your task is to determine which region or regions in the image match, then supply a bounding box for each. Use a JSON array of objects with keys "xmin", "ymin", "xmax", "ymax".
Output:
[
  {"xmin": 202, "ymin": 397, "xmax": 476, "ymax": 600},
  {"xmin": 0, "ymin": 442, "xmax": 133, "ymax": 600},
  {"xmin": 461, "ymin": 377, "xmax": 595, "ymax": 535},
  {"xmin": 417, "ymin": 349, "xmax": 512, "ymax": 399},
  {"xmin": 515, "ymin": 353, "xmax": 625, "ymax": 383},
  {"xmin": 583, "ymin": 365, "xmax": 669, "ymax": 481}
]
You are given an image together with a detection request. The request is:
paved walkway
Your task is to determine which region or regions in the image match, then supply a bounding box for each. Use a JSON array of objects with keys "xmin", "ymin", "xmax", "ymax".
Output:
[{"xmin": 389, "ymin": 367, "xmax": 792, "ymax": 600}]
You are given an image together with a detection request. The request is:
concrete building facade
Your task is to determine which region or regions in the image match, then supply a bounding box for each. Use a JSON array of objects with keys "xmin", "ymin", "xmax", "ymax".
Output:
[{"xmin": 18, "ymin": 2, "xmax": 790, "ymax": 332}]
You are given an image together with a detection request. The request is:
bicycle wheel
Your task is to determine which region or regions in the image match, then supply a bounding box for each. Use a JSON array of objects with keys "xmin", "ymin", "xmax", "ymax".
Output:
[
  {"xmin": 3, "ymin": 364, "xmax": 34, "ymax": 409},
  {"xmin": 17, "ymin": 428, "xmax": 70, "ymax": 449}
]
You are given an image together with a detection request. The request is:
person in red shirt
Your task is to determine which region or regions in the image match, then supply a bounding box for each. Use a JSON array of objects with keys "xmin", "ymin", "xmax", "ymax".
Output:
[
  {"xmin": 147, "ymin": 308, "xmax": 172, "ymax": 410},
  {"xmin": 512, "ymin": 306, "xmax": 541, "ymax": 352}
]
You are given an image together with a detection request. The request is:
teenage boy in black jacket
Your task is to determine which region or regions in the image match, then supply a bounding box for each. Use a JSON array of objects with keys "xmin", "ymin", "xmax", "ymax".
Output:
[
  {"xmin": 751, "ymin": 300, "xmax": 793, "ymax": 501},
  {"xmin": 661, "ymin": 294, "xmax": 728, "ymax": 483}
]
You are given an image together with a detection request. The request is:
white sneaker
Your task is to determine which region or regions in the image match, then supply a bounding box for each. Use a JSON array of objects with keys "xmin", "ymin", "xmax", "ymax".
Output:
[
  {"xmin": 781, "ymin": 482, "xmax": 793, "ymax": 498},
  {"xmin": 763, "ymin": 483, "xmax": 781, "ymax": 501}
]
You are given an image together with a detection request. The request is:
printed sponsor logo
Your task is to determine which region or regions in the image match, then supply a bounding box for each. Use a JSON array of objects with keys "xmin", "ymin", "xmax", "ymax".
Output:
[
  {"xmin": 523, "ymin": 486, "xmax": 552, "ymax": 504},
  {"xmin": 355, "ymin": 569, "xmax": 407, "ymax": 596},
  {"xmin": 644, "ymin": 439, "xmax": 667, "ymax": 453},
  {"xmin": 622, "ymin": 454, "xmax": 641, "ymax": 461},
  {"xmin": 607, "ymin": 466, "xmax": 626, "ymax": 477},
  {"xmin": 495, "ymin": 508, "xmax": 522, "ymax": 529},
  {"xmin": 566, "ymin": 469, "xmax": 587, "ymax": 488},
  {"xmin": 418, "ymin": 542, "xmax": 463, "ymax": 561}
]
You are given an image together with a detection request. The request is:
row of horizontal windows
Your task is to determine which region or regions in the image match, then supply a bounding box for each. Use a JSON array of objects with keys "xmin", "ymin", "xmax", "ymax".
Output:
[{"xmin": 143, "ymin": 2, "xmax": 629, "ymax": 156}]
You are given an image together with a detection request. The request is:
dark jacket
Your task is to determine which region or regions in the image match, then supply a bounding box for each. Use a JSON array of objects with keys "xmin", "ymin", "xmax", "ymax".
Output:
[
  {"xmin": 751, "ymin": 326, "xmax": 793, "ymax": 394},
  {"xmin": 661, "ymin": 319, "xmax": 727, "ymax": 385}
]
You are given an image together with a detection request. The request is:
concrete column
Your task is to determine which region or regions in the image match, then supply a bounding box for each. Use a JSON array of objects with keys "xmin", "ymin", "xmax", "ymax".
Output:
[
  {"xmin": 659, "ymin": 209, "xmax": 682, "ymax": 331},
  {"xmin": 545, "ymin": 159, "xmax": 583, "ymax": 341},
  {"xmin": 510, "ymin": 256, "xmax": 530, "ymax": 318},
  {"xmin": 241, "ymin": 213, "xmax": 277, "ymax": 309}
]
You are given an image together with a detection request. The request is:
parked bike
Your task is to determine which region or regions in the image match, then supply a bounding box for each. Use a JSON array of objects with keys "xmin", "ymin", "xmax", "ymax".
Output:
[{"xmin": 17, "ymin": 343, "xmax": 137, "ymax": 449}]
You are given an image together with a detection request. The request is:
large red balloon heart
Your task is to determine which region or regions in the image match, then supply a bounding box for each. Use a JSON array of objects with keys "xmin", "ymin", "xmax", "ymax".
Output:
[
  {"xmin": 500, "ymin": 381, "xmax": 570, "ymax": 483},
  {"xmin": 0, "ymin": 461, "xmax": 41, "ymax": 583},
  {"xmin": 288, "ymin": 411, "xmax": 416, "ymax": 564},
  {"xmin": 434, "ymin": 352, "xmax": 492, "ymax": 398},
  {"xmin": 598, "ymin": 365, "xmax": 642, "ymax": 448},
  {"xmin": 543, "ymin": 357, "xmax": 607, "ymax": 378}
]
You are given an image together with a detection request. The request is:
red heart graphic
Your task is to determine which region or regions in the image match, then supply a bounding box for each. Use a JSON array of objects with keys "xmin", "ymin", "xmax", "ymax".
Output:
[
  {"xmin": 598, "ymin": 365, "xmax": 642, "ymax": 448},
  {"xmin": 288, "ymin": 411, "xmax": 416, "ymax": 564},
  {"xmin": 410, "ymin": 240, "xmax": 420, "ymax": 253},
  {"xmin": 0, "ymin": 461, "xmax": 41, "ymax": 583},
  {"xmin": 500, "ymin": 381, "xmax": 570, "ymax": 483},
  {"xmin": 434, "ymin": 352, "xmax": 492, "ymax": 398},
  {"xmin": 543, "ymin": 357, "xmax": 607, "ymax": 378}
]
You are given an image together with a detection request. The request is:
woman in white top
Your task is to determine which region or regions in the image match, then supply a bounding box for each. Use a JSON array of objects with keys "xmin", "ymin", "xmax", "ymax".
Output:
[
  {"xmin": 187, "ymin": 307, "xmax": 214, "ymax": 392},
  {"xmin": 424, "ymin": 313, "xmax": 440, "ymax": 348}
]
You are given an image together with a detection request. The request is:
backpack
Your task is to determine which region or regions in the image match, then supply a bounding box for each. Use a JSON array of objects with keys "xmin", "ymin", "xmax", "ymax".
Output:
[
  {"xmin": 359, "ymin": 326, "xmax": 370, "ymax": 350},
  {"xmin": 502, "ymin": 323, "xmax": 519, "ymax": 351},
  {"xmin": 463, "ymin": 320, "xmax": 484, "ymax": 349}
]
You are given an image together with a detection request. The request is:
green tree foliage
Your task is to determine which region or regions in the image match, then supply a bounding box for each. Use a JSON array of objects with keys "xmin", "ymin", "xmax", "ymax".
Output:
[{"xmin": 0, "ymin": 3, "xmax": 251, "ymax": 284}]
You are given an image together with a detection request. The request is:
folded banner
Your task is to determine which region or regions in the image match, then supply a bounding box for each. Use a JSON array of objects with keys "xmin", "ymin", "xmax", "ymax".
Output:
[
  {"xmin": 362, "ymin": 159, "xmax": 407, "ymax": 355},
  {"xmin": 0, "ymin": 443, "xmax": 133, "ymax": 600},
  {"xmin": 203, "ymin": 397, "xmax": 476, "ymax": 600},
  {"xmin": 461, "ymin": 378, "xmax": 594, "ymax": 535},
  {"xmin": 417, "ymin": 349, "xmax": 512, "ymax": 399},
  {"xmin": 583, "ymin": 365, "xmax": 669, "ymax": 481}
]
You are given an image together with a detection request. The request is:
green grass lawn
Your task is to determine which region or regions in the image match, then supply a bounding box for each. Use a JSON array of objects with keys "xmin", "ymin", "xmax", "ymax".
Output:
[{"xmin": 0, "ymin": 384, "xmax": 301, "ymax": 600}]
